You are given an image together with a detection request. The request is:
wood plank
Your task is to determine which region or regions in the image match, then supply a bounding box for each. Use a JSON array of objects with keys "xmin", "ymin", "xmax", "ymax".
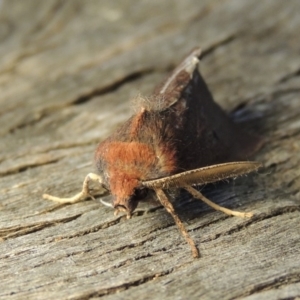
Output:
[{"xmin": 0, "ymin": 1, "xmax": 299, "ymax": 299}]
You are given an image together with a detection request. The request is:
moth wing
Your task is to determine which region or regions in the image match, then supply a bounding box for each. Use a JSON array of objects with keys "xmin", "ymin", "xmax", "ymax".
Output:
[
  {"xmin": 152, "ymin": 48, "xmax": 202, "ymax": 110},
  {"xmin": 151, "ymin": 47, "xmax": 263, "ymax": 169},
  {"xmin": 142, "ymin": 161, "xmax": 261, "ymax": 189}
]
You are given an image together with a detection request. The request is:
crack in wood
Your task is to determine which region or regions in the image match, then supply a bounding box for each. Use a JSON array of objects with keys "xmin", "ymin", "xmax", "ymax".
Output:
[
  {"xmin": 47, "ymin": 215, "xmax": 125, "ymax": 243},
  {"xmin": 278, "ymin": 68, "xmax": 300, "ymax": 83},
  {"xmin": 69, "ymin": 247, "xmax": 199, "ymax": 299},
  {"xmin": 72, "ymin": 69, "xmax": 154, "ymax": 105},
  {"xmin": 8, "ymin": 111, "xmax": 47, "ymax": 134},
  {"xmin": 236, "ymin": 273, "xmax": 300, "ymax": 299},
  {"xmin": 43, "ymin": 208, "xmax": 160, "ymax": 243},
  {"xmin": 71, "ymin": 269, "xmax": 173, "ymax": 299},
  {"xmin": 272, "ymin": 88, "xmax": 300, "ymax": 98},
  {"xmin": 0, "ymin": 214, "xmax": 82, "ymax": 241},
  {"xmin": 201, "ymin": 33, "xmax": 237, "ymax": 59},
  {"xmin": 0, "ymin": 159, "xmax": 59, "ymax": 177},
  {"xmin": 199, "ymin": 205, "xmax": 300, "ymax": 244}
]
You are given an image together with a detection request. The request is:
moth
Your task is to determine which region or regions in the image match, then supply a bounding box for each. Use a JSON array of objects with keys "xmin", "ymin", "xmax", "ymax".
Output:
[{"xmin": 43, "ymin": 48, "xmax": 262, "ymax": 258}]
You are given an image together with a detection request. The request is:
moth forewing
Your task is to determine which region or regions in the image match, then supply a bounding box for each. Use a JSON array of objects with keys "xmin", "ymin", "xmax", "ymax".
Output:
[
  {"xmin": 142, "ymin": 161, "xmax": 262, "ymax": 189},
  {"xmin": 158, "ymin": 48, "xmax": 201, "ymax": 95}
]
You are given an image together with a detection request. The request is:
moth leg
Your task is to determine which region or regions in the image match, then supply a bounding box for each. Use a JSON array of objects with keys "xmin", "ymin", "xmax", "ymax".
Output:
[
  {"xmin": 184, "ymin": 186, "xmax": 253, "ymax": 218},
  {"xmin": 43, "ymin": 173, "xmax": 108, "ymax": 204},
  {"xmin": 155, "ymin": 188, "xmax": 199, "ymax": 258}
]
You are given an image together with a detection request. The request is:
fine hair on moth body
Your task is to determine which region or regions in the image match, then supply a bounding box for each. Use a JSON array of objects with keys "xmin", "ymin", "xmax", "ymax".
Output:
[{"xmin": 43, "ymin": 48, "xmax": 263, "ymax": 258}]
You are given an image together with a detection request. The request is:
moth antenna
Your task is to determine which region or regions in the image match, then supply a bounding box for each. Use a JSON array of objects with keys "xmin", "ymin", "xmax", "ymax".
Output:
[
  {"xmin": 155, "ymin": 188, "xmax": 199, "ymax": 258},
  {"xmin": 43, "ymin": 173, "xmax": 109, "ymax": 204},
  {"xmin": 184, "ymin": 185, "xmax": 253, "ymax": 218},
  {"xmin": 142, "ymin": 161, "xmax": 262, "ymax": 189}
]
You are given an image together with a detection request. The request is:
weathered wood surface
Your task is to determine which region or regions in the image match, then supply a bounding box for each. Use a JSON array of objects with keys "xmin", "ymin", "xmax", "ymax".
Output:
[{"xmin": 0, "ymin": 1, "xmax": 299, "ymax": 299}]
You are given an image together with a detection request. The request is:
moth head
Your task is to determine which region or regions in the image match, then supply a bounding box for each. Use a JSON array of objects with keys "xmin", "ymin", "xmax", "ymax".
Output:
[{"xmin": 109, "ymin": 175, "xmax": 149, "ymax": 218}]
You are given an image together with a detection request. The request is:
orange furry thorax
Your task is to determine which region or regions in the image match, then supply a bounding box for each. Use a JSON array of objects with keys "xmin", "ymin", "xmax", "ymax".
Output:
[{"xmin": 98, "ymin": 141, "xmax": 157, "ymax": 198}]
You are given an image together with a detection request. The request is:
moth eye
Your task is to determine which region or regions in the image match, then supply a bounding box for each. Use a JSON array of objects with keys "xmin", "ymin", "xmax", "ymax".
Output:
[{"xmin": 133, "ymin": 188, "xmax": 148, "ymax": 200}]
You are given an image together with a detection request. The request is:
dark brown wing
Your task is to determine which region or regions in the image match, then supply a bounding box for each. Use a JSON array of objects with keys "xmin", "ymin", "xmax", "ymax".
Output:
[
  {"xmin": 152, "ymin": 48, "xmax": 202, "ymax": 110},
  {"xmin": 151, "ymin": 47, "xmax": 263, "ymax": 171}
]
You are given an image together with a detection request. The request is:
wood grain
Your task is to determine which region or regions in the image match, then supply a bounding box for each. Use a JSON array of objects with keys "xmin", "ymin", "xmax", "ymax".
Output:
[{"xmin": 0, "ymin": 1, "xmax": 299, "ymax": 299}]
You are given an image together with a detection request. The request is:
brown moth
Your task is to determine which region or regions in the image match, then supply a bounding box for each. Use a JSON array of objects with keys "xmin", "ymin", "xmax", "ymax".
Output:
[{"xmin": 43, "ymin": 48, "xmax": 263, "ymax": 258}]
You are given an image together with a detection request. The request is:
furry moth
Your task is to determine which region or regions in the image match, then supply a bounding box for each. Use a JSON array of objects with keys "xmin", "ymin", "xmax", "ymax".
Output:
[{"xmin": 43, "ymin": 48, "xmax": 262, "ymax": 258}]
